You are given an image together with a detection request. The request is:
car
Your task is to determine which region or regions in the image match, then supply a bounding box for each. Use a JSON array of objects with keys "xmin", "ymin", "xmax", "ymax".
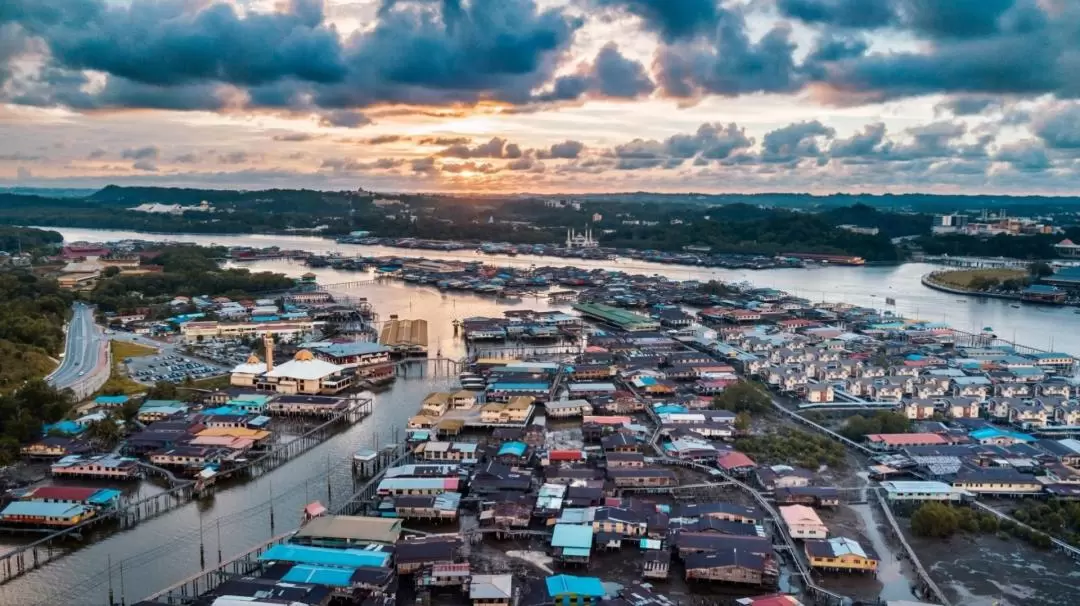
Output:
[{"xmin": 78, "ymin": 371, "xmax": 86, "ymax": 376}]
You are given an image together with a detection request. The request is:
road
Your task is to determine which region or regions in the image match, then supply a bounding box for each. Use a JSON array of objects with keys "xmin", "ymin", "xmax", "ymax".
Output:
[{"xmin": 46, "ymin": 302, "xmax": 108, "ymax": 396}]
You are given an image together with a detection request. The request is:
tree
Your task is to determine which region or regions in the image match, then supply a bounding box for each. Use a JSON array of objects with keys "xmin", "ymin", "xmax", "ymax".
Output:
[
  {"xmin": 911, "ymin": 502, "xmax": 960, "ymax": 538},
  {"xmin": 712, "ymin": 382, "xmax": 772, "ymax": 415},
  {"xmin": 84, "ymin": 417, "xmax": 122, "ymax": 449},
  {"xmin": 103, "ymin": 266, "xmax": 121, "ymax": 278},
  {"xmin": 735, "ymin": 412, "xmax": 752, "ymax": 432},
  {"xmin": 145, "ymin": 381, "xmax": 178, "ymax": 400},
  {"xmin": 1029, "ymin": 261, "xmax": 1053, "ymax": 278},
  {"xmin": 840, "ymin": 410, "xmax": 911, "ymax": 440}
]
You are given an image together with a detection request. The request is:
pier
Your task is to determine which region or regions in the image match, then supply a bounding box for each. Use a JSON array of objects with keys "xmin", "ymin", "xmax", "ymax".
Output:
[
  {"xmin": 0, "ymin": 396, "xmax": 373, "ymax": 586},
  {"xmin": 139, "ymin": 446, "xmax": 413, "ymax": 605}
]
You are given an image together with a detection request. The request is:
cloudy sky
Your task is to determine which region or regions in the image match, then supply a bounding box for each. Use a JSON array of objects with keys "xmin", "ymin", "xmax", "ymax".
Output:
[{"xmin": 3, "ymin": 0, "xmax": 1080, "ymax": 194}]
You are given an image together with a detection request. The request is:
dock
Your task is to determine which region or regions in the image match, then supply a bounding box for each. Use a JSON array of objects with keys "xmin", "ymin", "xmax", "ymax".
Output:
[{"xmin": 0, "ymin": 395, "xmax": 373, "ymax": 586}]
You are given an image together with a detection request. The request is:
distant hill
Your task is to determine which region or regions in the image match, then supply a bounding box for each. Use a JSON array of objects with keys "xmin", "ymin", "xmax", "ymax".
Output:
[{"xmin": 0, "ymin": 187, "xmax": 98, "ymax": 198}]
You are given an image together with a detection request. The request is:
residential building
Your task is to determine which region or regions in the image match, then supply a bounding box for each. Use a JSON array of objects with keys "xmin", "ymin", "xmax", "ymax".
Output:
[
  {"xmin": 470, "ymin": 574, "xmax": 514, "ymax": 606},
  {"xmin": 778, "ymin": 505, "xmax": 827, "ymax": 540},
  {"xmin": 804, "ymin": 537, "xmax": 878, "ymax": 573},
  {"xmin": 546, "ymin": 575, "xmax": 606, "ymax": 606}
]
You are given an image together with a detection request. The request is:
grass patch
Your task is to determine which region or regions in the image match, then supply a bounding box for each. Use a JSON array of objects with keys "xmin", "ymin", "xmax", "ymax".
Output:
[
  {"xmin": 111, "ymin": 339, "xmax": 158, "ymax": 360},
  {"xmin": 96, "ymin": 340, "xmax": 154, "ymax": 396},
  {"xmin": 187, "ymin": 374, "xmax": 231, "ymax": 391},
  {"xmin": 932, "ymin": 268, "xmax": 1026, "ymax": 289}
]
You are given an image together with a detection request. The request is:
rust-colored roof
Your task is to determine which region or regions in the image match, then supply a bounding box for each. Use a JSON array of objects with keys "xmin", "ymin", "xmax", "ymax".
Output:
[{"xmin": 380, "ymin": 318, "xmax": 429, "ymax": 347}]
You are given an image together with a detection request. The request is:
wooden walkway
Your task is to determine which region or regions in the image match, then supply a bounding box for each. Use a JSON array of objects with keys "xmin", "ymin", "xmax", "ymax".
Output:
[
  {"xmin": 873, "ymin": 490, "xmax": 952, "ymax": 606},
  {"xmin": 0, "ymin": 398, "xmax": 371, "ymax": 586}
]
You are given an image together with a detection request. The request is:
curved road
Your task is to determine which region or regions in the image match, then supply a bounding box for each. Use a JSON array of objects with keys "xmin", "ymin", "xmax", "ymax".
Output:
[{"xmin": 47, "ymin": 303, "xmax": 108, "ymax": 397}]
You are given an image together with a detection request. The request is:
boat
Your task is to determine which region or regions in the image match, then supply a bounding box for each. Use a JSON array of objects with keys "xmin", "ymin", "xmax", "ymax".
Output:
[{"xmin": 1010, "ymin": 303, "xmax": 1021, "ymax": 308}]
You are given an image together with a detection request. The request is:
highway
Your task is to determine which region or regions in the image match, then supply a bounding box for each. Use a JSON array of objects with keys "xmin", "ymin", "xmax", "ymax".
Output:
[{"xmin": 47, "ymin": 303, "xmax": 108, "ymax": 396}]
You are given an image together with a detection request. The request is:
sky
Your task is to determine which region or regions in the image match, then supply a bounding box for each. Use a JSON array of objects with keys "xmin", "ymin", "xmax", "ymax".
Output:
[{"xmin": 3, "ymin": 0, "xmax": 1080, "ymax": 194}]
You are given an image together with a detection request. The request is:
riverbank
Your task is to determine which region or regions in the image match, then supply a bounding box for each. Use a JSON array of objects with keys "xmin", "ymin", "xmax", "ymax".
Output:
[{"xmin": 921, "ymin": 272, "xmax": 1024, "ymax": 302}]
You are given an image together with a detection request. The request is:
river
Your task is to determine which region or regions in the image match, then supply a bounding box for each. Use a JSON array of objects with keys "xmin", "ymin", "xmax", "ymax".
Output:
[{"xmin": 49, "ymin": 226, "xmax": 1080, "ymax": 354}]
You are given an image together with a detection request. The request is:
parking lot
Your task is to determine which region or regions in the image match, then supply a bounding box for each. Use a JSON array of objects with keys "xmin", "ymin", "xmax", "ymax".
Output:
[{"xmin": 124, "ymin": 351, "xmax": 229, "ymax": 385}]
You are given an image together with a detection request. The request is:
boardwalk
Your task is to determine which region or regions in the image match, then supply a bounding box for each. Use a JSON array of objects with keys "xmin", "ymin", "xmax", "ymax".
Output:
[{"xmin": 0, "ymin": 397, "xmax": 372, "ymax": 586}]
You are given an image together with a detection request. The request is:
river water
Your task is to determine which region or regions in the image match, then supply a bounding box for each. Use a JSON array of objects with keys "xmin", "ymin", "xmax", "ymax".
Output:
[
  {"xmin": 2, "ymin": 226, "xmax": 1076, "ymax": 605},
  {"xmin": 49, "ymin": 226, "xmax": 1080, "ymax": 354}
]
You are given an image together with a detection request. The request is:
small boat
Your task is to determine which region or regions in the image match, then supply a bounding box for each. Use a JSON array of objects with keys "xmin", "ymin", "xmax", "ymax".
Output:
[{"xmin": 1010, "ymin": 303, "xmax": 1021, "ymax": 308}]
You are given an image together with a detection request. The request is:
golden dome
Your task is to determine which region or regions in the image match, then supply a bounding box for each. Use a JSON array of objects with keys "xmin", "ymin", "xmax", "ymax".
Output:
[
  {"xmin": 294, "ymin": 349, "xmax": 315, "ymax": 361},
  {"xmin": 245, "ymin": 353, "xmax": 261, "ymax": 364}
]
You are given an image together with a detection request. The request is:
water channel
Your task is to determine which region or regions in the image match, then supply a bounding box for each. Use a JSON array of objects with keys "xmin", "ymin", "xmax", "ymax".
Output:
[{"xmin": 0, "ymin": 226, "xmax": 1076, "ymax": 604}]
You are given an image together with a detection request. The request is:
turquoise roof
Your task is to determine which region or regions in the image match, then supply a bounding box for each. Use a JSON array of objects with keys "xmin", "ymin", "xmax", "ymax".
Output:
[
  {"xmin": 88, "ymin": 489, "xmax": 122, "ymax": 505},
  {"xmin": 258, "ymin": 544, "xmax": 390, "ymax": 569},
  {"xmin": 281, "ymin": 564, "xmax": 356, "ymax": 587},
  {"xmin": 44, "ymin": 420, "xmax": 84, "ymax": 436},
  {"xmin": 201, "ymin": 406, "xmax": 248, "ymax": 416},
  {"xmin": 1, "ymin": 501, "xmax": 90, "ymax": 518},
  {"xmin": 969, "ymin": 427, "xmax": 1034, "ymax": 443},
  {"xmin": 551, "ymin": 524, "xmax": 594, "ymax": 549},
  {"xmin": 546, "ymin": 574, "xmax": 605, "ymax": 597},
  {"xmin": 497, "ymin": 441, "xmax": 527, "ymax": 457},
  {"xmin": 95, "ymin": 395, "xmax": 129, "ymax": 405}
]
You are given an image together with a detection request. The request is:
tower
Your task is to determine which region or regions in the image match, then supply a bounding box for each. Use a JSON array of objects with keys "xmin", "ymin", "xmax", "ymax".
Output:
[{"xmin": 263, "ymin": 333, "xmax": 274, "ymax": 372}]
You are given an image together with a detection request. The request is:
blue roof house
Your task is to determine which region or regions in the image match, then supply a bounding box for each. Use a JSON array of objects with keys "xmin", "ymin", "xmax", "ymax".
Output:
[
  {"xmin": 545, "ymin": 574, "xmax": 605, "ymax": 605},
  {"xmin": 551, "ymin": 524, "xmax": 594, "ymax": 564}
]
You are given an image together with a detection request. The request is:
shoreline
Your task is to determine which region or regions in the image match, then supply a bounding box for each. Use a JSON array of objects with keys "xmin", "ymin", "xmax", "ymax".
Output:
[
  {"xmin": 920, "ymin": 272, "xmax": 1023, "ymax": 302},
  {"xmin": 32, "ymin": 223, "xmax": 891, "ymax": 271}
]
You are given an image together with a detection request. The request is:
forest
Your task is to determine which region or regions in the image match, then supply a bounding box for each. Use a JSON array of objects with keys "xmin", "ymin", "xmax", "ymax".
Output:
[
  {"xmin": 88, "ymin": 244, "xmax": 296, "ymax": 312},
  {"xmin": 0, "ymin": 272, "xmax": 76, "ymax": 464}
]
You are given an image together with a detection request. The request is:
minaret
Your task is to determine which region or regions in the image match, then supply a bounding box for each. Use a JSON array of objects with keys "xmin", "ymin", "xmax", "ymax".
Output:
[
  {"xmin": 566, "ymin": 228, "xmax": 572, "ymax": 248},
  {"xmin": 264, "ymin": 333, "xmax": 274, "ymax": 372}
]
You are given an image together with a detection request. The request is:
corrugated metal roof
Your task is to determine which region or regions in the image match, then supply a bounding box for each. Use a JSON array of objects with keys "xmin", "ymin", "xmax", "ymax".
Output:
[
  {"xmin": 258, "ymin": 544, "xmax": 390, "ymax": 569},
  {"xmin": 551, "ymin": 524, "xmax": 594, "ymax": 549},
  {"xmin": 545, "ymin": 574, "xmax": 605, "ymax": 597},
  {"xmin": 1, "ymin": 501, "xmax": 90, "ymax": 518},
  {"xmin": 281, "ymin": 564, "xmax": 355, "ymax": 587}
]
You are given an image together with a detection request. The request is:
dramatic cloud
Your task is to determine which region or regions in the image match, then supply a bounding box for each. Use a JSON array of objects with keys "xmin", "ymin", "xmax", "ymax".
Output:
[
  {"xmin": 120, "ymin": 146, "xmax": 159, "ymax": 160},
  {"xmin": 419, "ymin": 136, "xmax": 472, "ymax": 146},
  {"xmin": 1031, "ymin": 103, "xmax": 1080, "ymax": 149},
  {"xmin": 994, "ymin": 141, "xmax": 1050, "ymax": 171},
  {"xmin": 761, "ymin": 120, "xmax": 835, "ymax": 163},
  {"xmin": 317, "ymin": 110, "xmax": 371, "ymax": 128},
  {"xmin": 321, "ymin": 156, "xmax": 404, "ymax": 172},
  {"xmin": 438, "ymin": 137, "xmax": 522, "ymax": 159},
  {"xmin": 654, "ymin": 8, "xmax": 800, "ymax": 99},
  {"xmin": 273, "ymin": 132, "xmax": 320, "ymax": 142},
  {"xmin": 591, "ymin": 0, "xmax": 720, "ymax": 42},
  {"xmin": 935, "ymin": 95, "xmax": 1005, "ymax": 116},
  {"xmin": 538, "ymin": 141, "xmax": 585, "ymax": 160},
  {"xmin": 1, "ymin": 0, "xmax": 582, "ymax": 112}
]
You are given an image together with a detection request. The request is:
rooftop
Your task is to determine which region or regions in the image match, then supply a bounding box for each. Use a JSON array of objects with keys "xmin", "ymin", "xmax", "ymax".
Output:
[
  {"xmin": 546, "ymin": 574, "xmax": 605, "ymax": 598},
  {"xmin": 293, "ymin": 515, "xmax": 402, "ymax": 544},
  {"xmin": 258, "ymin": 544, "xmax": 390, "ymax": 569}
]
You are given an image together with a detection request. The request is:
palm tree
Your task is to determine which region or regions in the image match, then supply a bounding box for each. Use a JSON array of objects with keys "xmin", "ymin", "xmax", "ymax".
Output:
[{"xmin": 84, "ymin": 417, "xmax": 123, "ymax": 450}]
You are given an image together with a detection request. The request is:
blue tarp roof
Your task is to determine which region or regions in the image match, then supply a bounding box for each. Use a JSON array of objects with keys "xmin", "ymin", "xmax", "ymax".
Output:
[
  {"xmin": 970, "ymin": 427, "xmax": 1035, "ymax": 443},
  {"xmin": 545, "ymin": 574, "xmax": 605, "ymax": 597},
  {"xmin": 201, "ymin": 406, "xmax": 248, "ymax": 416},
  {"xmin": 281, "ymin": 564, "xmax": 356, "ymax": 587},
  {"xmin": 258, "ymin": 545, "xmax": 390, "ymax": 569},
  {"xmin": 497, "ymin": 441, "xmax": 527, "ymax": 457},
  {"xmin": 44, "ymin": 420, "xmax": 84, "ymax": 436},
  {"xmin": 88, "ymin": 489, "xmax": 122, "ymax": 505}
]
